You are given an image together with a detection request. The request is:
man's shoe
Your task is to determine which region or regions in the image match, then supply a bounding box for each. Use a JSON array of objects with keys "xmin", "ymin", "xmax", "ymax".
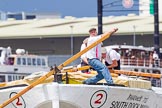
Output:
[
  {"xmin": 82, "ymin": 81, "xmax": 96, "ymax": 85},
  {"xmin": 82, "ymin": 81, "xmax": 86, "ymax": 84}
]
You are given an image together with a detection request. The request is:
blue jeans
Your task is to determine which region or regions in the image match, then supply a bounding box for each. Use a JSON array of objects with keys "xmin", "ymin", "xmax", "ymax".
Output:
[{"xmin": 83, "ymin": 58, "xmax": 113, "ymax": 84}]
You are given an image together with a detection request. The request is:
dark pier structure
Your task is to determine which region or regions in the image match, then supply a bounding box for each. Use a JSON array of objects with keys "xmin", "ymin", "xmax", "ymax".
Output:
[{"xmin": 154, "ymin": 0, "xmax": 160, "ymax": 57}]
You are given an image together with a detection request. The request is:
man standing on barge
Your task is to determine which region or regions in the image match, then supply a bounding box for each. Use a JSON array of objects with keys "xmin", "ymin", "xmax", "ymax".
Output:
[{"xmin": 82, "ymin": 28, "xmax": 118, "ymax": 85}]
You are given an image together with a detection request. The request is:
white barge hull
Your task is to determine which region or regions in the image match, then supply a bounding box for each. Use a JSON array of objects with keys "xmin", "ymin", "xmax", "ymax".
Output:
[{"xmin": 0, "ymin": 83, "xmax": 162, "ymax": 108}]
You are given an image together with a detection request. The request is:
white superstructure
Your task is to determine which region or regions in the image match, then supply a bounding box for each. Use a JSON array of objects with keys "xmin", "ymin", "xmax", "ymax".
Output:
[
  {"xmin": 0, "ymin": 47, "xmax": 50, "ymax": 82},
  {"xmin": 105, "ymin": 45, "xmax": 162, "ymax": 87}
]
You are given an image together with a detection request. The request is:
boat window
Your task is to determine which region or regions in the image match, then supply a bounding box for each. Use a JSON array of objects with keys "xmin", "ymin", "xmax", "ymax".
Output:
[
  {"xmin": 32, "ymin": 58, "xmax": 36, "ymax": 66},
  {"xmin": 22, "ymin": 58, "xmax": 26, "ymax": 65},
  {"xmin": 8, "ymin": 75, "xmax": 12, "ymax": 82},
  {"xmin": 134, "ymin": 69, "xmax": 138, "ymax": 72},
  {"xmin": 8, "ymin": 57, "xmax": 14, "ymax": 65},
  {"xmin": 141, "ymin": 69, "xmax": 145, "ymax": 72},
  {"xmin": 37, "ymin": 58, "xmax": 41, "ymax": 66},
  {"xmin": 42, "ymin": 58, "xmax": 46, "ymax": 66},
  {"xmin": 17, "ymin": 58, "xmax": 21, "ymax": 65},
  {"xmin": 13, "ymin": 76, "xmax": 15, "ymax": 81},
  {"xmin": 16, "ymin": 75, "xmax": 19, "ymax": 80},
  {"xmin": 147, "ymin": 70, "xmax": 150, "ymax": 73},
  {"xmin": 27, "ymin": 58, "xmax": 31, "ymax": 65},
  {"xmin": 19, "ymin": 76, "xmax": 23, "ymax": 80},
  {"xmin": 0, "ymin": 75, "xmax": 5, "ymax": 82}
]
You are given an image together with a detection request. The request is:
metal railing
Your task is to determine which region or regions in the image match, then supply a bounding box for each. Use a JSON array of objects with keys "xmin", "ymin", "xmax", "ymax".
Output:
[{"xmin": 120, "ymin": 57, "xmax": 162, "ymax": 68}]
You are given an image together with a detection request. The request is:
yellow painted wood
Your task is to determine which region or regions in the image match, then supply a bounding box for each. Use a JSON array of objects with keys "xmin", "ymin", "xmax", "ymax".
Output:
[
  {"xmin": 110, "ymin": 70, "xmax": 162, "ymax": 78},
  {"xmin": 63, "ymin": 65, "xmax": 162, "ymax": 78}
]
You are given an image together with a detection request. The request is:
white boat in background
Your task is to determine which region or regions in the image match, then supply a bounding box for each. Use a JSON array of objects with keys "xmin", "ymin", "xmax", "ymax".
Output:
[
  {"xmin": 105, "ymin": 45, "xmax": 162, "ymax": 87},
  {"xmin": 0, "ymin": 47, "xmax": 50, "ymax": 82}
]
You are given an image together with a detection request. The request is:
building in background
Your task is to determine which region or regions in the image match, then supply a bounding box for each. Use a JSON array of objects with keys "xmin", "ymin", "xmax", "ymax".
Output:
[
  {"xmin": 0, "ymin": 11, "xmax": 61, "ymax": 20},
  {"xmin": 0, "ymin": 0, "xmax": 162, "ymax": 21},
  {"xmin": 139, "ymin": 0, "xmax": 162, "ymax": 16}
]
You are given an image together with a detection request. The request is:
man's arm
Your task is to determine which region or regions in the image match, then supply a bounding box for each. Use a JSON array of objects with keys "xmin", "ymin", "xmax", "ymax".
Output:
[
  {"xmin": 101, "ymin": 28, "xmax": 118, "ymax": 37},
  {"xmin": 107, "ymin": 60, "xmax": 118, "ymax": 69}
]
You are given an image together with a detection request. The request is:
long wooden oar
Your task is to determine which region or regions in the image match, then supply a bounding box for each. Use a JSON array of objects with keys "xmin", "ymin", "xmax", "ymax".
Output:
[
  {"xmin": 0, "ymin": 28, "xmax": 118, "ymax": 108},
  {"xmin": 62, "ymin": 66, "xmax": 91, "ymax": 72},
  {"xmin": 62, "ymin": 65, "xmax": 162, "ymax": 79},
  {"xmin": 110, "ymin": 70, "xmax": 162, "ymax": 79}
]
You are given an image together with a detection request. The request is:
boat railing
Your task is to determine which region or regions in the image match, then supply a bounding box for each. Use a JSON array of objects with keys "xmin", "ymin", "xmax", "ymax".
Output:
[{"xmin": 120, "ymin": 57, "xmax": 162, "ymax": 68}]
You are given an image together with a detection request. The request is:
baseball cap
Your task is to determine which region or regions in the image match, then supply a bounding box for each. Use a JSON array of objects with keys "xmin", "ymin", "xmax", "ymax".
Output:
[
  {"xmin": 101, "ymin": 47, "xmax": 107, "ymax": 54},
  {"xmin": 89, "ymin": 28, "xmax": 96, "ymax": 33}
]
